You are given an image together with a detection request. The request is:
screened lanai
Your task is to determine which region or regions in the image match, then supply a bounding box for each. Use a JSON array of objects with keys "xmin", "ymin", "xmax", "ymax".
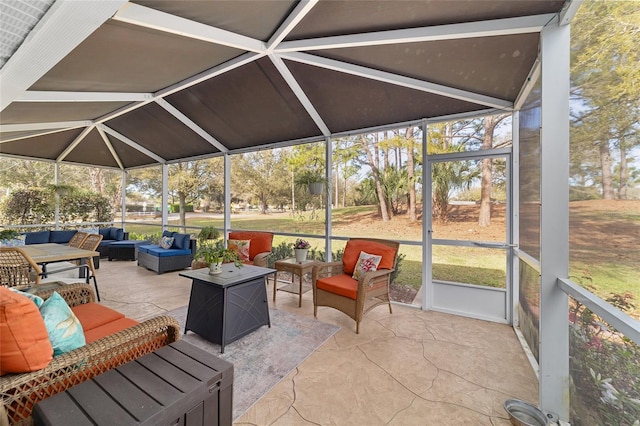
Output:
[{"xmin": 2, "ymin": 1, "xmax": 639, "ymax": 423}]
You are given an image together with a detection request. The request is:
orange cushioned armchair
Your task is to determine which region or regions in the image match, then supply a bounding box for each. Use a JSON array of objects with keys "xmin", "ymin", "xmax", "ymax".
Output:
[
  {"xmin": 228, "ymin": 231, "xmax": 274, "ymax": 267},
  {"xmin": 312, "ymin": 238, "xmax": 399, "ymax": 334}
]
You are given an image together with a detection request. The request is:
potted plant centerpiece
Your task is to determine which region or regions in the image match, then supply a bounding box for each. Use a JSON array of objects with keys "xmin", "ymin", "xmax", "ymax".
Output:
[
  {"xmin": 197, "ymin": 245, "xmax": 242, "ymax": 275},
  {"xmin": 293, "ymin": 238, "xmax": 311, "ymax": 263},
  {"xmin": 191, "ymin": 227, "xmax": 221, "ymax": 269}
]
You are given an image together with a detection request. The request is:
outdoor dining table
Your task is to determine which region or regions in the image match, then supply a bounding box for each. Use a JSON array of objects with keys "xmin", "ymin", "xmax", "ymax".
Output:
[{"xmin": 22, "ymin": 243, "xmax": 99, "ymax": 279}]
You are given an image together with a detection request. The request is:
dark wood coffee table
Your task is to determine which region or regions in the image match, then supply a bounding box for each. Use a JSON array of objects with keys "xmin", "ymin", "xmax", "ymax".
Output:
[
  {"xmin": 180, "ymin": 264, "xmax": 275, "ymax": 353},
  {"xmin": 33, "ymin": 340, "xmax": 233, "ymax": 426}
]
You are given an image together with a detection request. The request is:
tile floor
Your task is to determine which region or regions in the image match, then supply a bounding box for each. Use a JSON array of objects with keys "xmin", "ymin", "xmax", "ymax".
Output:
[{"xmin": 96, "ymin": 259, "xmax": 538, "ymax": 425}]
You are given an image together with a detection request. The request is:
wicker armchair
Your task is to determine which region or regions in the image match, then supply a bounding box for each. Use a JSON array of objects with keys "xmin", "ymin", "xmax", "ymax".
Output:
[
  {"xmin": 312, "ymin": 238, "xmax": 399, "ymax": 333},
  {"xmin": 0, "ymin": 283, "xmax": 180, "ymax": 425},
  {"xmin": 0, "ymin": 247, "xmax": 42, "ymax": 289}
]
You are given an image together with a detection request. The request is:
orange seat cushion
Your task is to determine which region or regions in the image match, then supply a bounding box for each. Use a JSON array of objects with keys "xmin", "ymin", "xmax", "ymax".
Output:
[
  {"xmin": 342, "ymin": 240, "xmax": 397, "ymax": 275},
  {"xmin": 316, "ymin": 274, "xmax": 358, "ymax": 300},
  {"xmin": 0, "ymin": 287, "xmax": 53, "ymax": 375},
  {"xmin": 229, "ymin": 231, "xmax": 273, "ymax": 261},
  {"xmin": 83, "ymin": 317, "xmax": 139, "ymax": 344},
  {"xmin": 71, "ymin": 303, "xmax": 125, "ymax": 332}
]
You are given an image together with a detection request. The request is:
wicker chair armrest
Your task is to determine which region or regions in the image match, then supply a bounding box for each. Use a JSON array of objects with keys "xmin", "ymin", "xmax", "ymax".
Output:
[
  {"xmin": 0, "ymin": 315, "xmax": 180, "ymax": 425},
  {"xmin": 357, "ymin": 268, "xmax": 395, "ymax": 293},
  {"xmin": 312, "ymin": 261, "xmax": 344, "ymax": 284},
  {"xmin": 29, "ymin": 282, "xmax": 96, "ymax": 307},
  {"xmin": 252, "ymin": 252, "xmax": 270, "ymax": 268}
]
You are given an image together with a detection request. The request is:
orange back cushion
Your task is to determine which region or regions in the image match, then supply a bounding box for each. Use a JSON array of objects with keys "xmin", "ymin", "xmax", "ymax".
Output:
[
  {"xmin": 342, "ymin": 239, "xmax": 397, "ymax": 275},
  {"xmin": 229, "ymin": 232, "xmax": 273, "ymax": 260},
  {"xmin": 71, "ymin": 303, "xmax": 125, "ymax": 332},
  {"xmin": 0, "ymin": 287, "xmax": 53, "ymax": 375}
]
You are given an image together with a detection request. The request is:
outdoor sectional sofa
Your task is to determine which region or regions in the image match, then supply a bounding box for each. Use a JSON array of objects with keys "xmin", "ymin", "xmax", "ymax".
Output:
[
  {"xmin": 137, "ymin": 231, "xmax": 196, "ymax": 274},
  {"xmin": 0, "ymin": 282, "xmax": 180, "ymax": 425},
  {"xmin": 20, "ymin": 227, "xmax": 128, "ymax": 268}
]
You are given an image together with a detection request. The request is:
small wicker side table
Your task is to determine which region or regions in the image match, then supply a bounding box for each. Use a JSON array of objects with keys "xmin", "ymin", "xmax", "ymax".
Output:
[{"xmin": 273, "ymin": 258, "xmax": 317, "ymax": 307}]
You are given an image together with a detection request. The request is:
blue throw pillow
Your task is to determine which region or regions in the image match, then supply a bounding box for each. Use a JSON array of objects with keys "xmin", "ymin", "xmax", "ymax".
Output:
[
  {"xmin": 111, "ymin": 228, "xmax": 124, "ymax": 241},
  {"xmin": 172, "ymin": 233, "xmax": 190, "ymax": 250},
  {"xmin": 39, "ymin": 292, "xmax": 86, "ymax": 356}
]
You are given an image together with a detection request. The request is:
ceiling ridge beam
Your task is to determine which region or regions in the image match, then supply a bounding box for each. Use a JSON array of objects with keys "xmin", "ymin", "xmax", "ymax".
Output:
[
  {"xmin": 267, "ymin": 0, "xmax": 319, "ymax": 51},
  {"xmin": 269, "ymin": 54, "xmax": 330, "ymax": 136},
  {"xmin": 57, "ymin": 125, "xmax": 94, "ymax": 162},
  {"xmin": 113, "ymin": 2, "xmax": 265, "ymax": 53},
  {"xmin": 0, "ymin": 0, "xmax": 127, "ymax": 111},
  {"xmin": 96, "ymin": 126, "xmax": 124, "ymax": 170},
  {"xmin": 16, "ymin": 91, "xmax": 153, "ymax": 102},
  {"xmin": 280, "ymin": 52, "xmax": 512, "ymax": 110},
  {"xmin": 98, "ymin": 124, "xmax": 166, "ymax": 164},
  {"xmin": 155, "ymin": 98, "xmax": 229, "ymax": 153},
  {"xmin": 276, "ymin": 14, "xmax": 556, "ymax": 52}
]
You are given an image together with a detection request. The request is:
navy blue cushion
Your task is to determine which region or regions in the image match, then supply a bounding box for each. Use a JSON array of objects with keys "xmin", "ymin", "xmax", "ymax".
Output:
[
  {"xmin": 143, "ymin": 246, "xmax": 192, "ymax": 257},
  {"xmin": 98, "ymin": 228, "xmax": 111, "ymax": 237},
  {"xmin": 49, "ymin": 230, "xmax": 76, "ymax": 244},
  {"xmin": 172, "ymin": 233, "xmax": 190, "ymax": 250},
  {"xmin": 162, "ymin": 230, "xmax": 173, "ymax": 239},
  {"xmin": 24, "ymin": 230, "xmax": 50, "ymax": 244},
  {"xmin": 111, "ymin": 228, "xmax": 124, "ymax": 241},
  {"xmin": 138, "ymin": 245, "xmax": 154, "ymax": 254}
]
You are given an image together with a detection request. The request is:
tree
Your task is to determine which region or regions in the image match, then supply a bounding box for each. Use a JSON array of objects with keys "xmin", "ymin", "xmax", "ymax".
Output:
[
  {"xmin": 479, "ymin": 114, "xmax": 510, "ymax": 226},
  {"xmin": 0, "ymin": 186, "xmax": 112, "ymax": 226},
  {"xmin": 359, "ymin": 133, "xmax": 391, "ymax": 221},
  {"xmin": 571, "ymin": 0, "xmax": 640, "ymax": 199},
  {"xmin": 232, "ymin": 150, "xmax": 290, "ymax": 214}
]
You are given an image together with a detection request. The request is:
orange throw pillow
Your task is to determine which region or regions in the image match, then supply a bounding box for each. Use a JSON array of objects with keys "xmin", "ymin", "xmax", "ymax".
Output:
[{"xmin": 0, "ymin": 287, "xmax": 53, "ymax": 375}]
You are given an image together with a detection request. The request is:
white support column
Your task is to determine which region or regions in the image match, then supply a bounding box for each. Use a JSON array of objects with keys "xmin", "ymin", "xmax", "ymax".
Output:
[
  {"xmin": 539, "ymin": 18, "xmax": 570, "ymax": 420},
  {"xmin": 223, "ymin": 153, "xmax": 231, "ymax": 245},
  {"xmin": 54, "ymin": 163, "xmax": 60, "ymax": 230},
  {"xmin": 324, "ymin": 137, "xmax": 332, "ymax": 261},
  {"xmin": 421, "ymin": 120, "xmax": 431, "ymax": 311},
  {"xmin": 161, "ymin": 164, "xmax": 168, "ymax": 231},
  {"xmin": 511, "ymin": 112, "xmax": 521, "ymax": 327},
  {"xmin": 120, "ymin": 171, "xmax": 127, "ymax": 228}
]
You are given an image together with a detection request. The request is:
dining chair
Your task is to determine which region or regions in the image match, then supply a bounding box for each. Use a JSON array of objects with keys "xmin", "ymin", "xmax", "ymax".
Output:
[
  {"xmin": 68, "ymin": 231, "xmax": 89, "ymax": 248},
  {"xmin": 0, "ymin": 247, "xmax": 42, "ymax": 289},
  {"xmin": 78, "ymin": 233, "xmax": 103, "ymax": 300}
]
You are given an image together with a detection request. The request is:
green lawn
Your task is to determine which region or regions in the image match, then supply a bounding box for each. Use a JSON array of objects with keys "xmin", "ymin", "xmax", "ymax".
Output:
[{"xmin": 122, "ymin": 202, "xmax": 638, "ymax": 316}]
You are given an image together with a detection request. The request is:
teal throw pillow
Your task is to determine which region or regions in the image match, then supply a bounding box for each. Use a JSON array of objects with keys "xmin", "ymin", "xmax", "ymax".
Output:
[
  {"xmin": 39, "ymin": 292, "xmax": 86, "ymax": 356},
  {"xmin": 9, "ymin": 288, "xmax": 44, "ymax": 307}
]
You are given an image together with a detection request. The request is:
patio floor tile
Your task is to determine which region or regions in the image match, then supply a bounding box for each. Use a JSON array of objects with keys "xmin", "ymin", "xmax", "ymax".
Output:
[{"xmin": 95, "ymin": 260, "xmax": 538, "ymax": 425}]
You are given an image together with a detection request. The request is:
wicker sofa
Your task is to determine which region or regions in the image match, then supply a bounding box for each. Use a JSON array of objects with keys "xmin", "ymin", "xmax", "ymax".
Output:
[{"xmin": 0, "ymin": 283, "xmax": 180, "ymax": 425}]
